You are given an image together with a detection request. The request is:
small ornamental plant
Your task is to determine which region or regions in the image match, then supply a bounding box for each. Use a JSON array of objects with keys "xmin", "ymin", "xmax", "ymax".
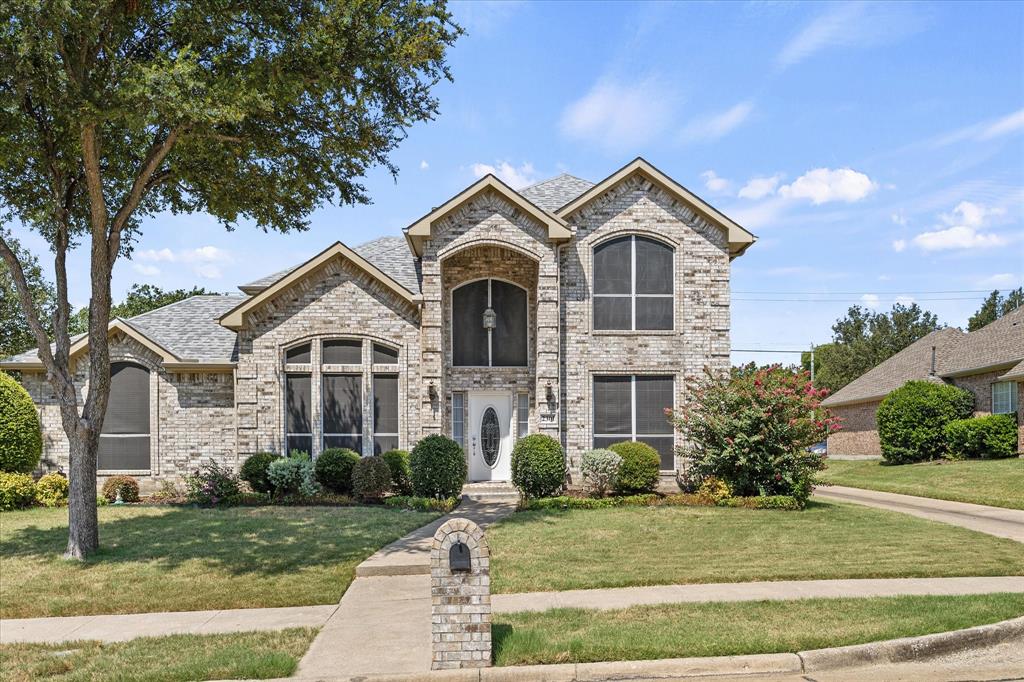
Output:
[
  {"xmin": 268, "ymin": 451, "xmax": 321, "ymax": 500},
  {"xmin": 673, "ymin": 364, "xmax": 839, "ymax": 506},
  {"xmin": 101, "ymin": 475, "xmax": 140, "ymax": 503},
  {"xmin": 35, "ymin": 472, "xmax": 69, "ymax": 507},
  {"xmin": 580, "ymin": 448, "xmax": 621, "ymax": 497},
  {"xmin": 185, "ymin": 460, "xmax": 242, "ymax": 507}
]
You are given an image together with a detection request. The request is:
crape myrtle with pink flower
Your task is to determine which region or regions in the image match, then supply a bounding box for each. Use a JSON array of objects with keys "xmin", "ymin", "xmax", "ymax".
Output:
[{"xmin": 672, "ymin": 363, "xmax": 841, "ymax": 507}]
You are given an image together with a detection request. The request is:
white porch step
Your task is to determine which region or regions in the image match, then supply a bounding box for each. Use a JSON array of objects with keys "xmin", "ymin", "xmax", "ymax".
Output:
[{"xmin": 461, "ymin": 482, "xmax": 520, "ymax": 504}]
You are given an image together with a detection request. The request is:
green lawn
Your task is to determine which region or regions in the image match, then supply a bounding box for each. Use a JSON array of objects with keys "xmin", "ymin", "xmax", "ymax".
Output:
[
  {"xmin": 819, "ymin": 458, "xmax": 1024, "ymax": 509},
  {"xmin": 0, "ymin": 628, "xmax": 317, "ymax": 682},
  {"xmin": 493, "ymin": 593, "xmax": 1024, "ymax": 666},
  {"xmin": 487, "ymin": 501, "xmax": 1024, "ymax": 593},
  {"xmin": 0, "ymin": 505, "xmax": 437, "ymax": 619}
]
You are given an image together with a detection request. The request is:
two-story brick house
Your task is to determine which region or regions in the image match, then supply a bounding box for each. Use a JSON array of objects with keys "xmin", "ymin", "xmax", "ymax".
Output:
[{"xmin": 4, "ymin": 158, "xmax": 756, "ymax": 486}]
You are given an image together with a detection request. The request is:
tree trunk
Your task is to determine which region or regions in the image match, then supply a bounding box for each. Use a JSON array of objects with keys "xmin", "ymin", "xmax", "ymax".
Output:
[{"xmin": 64, "ymin": 424, "xmax": 99, "ymax": 559}]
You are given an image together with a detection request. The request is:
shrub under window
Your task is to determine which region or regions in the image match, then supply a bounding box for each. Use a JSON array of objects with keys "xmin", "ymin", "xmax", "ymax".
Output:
[
  {"xmin": 608, "ymin": 441, "xmax": 660, "ymax": 494},
  {"xmin": 0, "ymin": 371, "xmax": 42, "ymax": 474},
  {"xmin": 315, "ymin": 448, "xmax": 361, "ymax": 494},
  {"xmin": 945, "ymin": 413, "xmax": 1018, "ymax": 460}
]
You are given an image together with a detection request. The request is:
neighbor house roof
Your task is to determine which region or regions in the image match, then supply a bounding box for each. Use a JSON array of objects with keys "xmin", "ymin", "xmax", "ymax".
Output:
[
  {"xmin": 554, "ymin": 158, "xmax": 757, "ymax": 259},
  {"xmin": 0, "ymin": 295, "xmax": 247, "ymax": 371},
  {"xmin": 822, "ymin": 305, "xmax": 1024, "ymax": 408}
]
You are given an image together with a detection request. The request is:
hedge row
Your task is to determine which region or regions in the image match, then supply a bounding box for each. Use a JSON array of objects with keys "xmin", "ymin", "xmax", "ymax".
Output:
[{"xmin": 520, "ymin": 492, "xmax": 801, "ymax": 512}]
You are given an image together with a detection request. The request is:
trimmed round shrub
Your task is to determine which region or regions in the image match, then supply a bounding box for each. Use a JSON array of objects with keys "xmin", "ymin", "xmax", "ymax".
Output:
[
  {"xmin": 410, "ymin": 434, "xmax": 467, "ymax": 500},
  {"xmin": 35, "ymin": 472, "xmax": 69, "ymax": 507},
  {"xmin": 877, "ymin": 381, "xmax": 974, "ymax": 464},
  {"xmin": 268, "ymin": 453, "xmax": 320, "ymax": 500},
  {"xmin": 580, "ymin": 448, "xmax": 621, "ymax": 497},
  {"xmin": 0, "ymin": 371, "xmax": 42, "ymax": 473},
  {"xmin": 101, "ymin": 475, "xmax": 140, "ymax": 503},
  {"xmin": 609, "ymin": 441, "xmax": 660, "ymax": 494},
  {"xmin": 240, "ymin": 452, "xmax": 279, "ymax": 494},
  {"xmin": 945, "ymin": 414, "xmax": 1018, "ymax": 460},
  {"xmin": 0, "ymin": 472, "xmax": 36, "ymax": 510},
  {"xmin": 315, "ymin": 448, "xmax": 360, "ymax": 494},
  {"xmin": 382, "ymin": 449, "xmax": 413, "ymax": 495},
  {"xmin": 511, "ymin": 434, "xmax": 566, "ymax": 499},
  {"xmin": 352, "ymin": 456, "xmax": 392, "ymax": 501}
]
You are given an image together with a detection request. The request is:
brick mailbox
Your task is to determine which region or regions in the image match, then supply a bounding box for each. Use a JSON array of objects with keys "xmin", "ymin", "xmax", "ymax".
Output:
[{"xmin": 430, "ymin": 517, "xmax": 491, "ymax": 670}]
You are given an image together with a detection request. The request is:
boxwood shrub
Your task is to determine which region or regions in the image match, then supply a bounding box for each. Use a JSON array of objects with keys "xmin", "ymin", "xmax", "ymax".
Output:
[
  {"xmin": 609, "ymin": 441, "xmax": 660, "ymax": 494},
  {"xmin": 511, "ymin": 434, "xmax": 566, "ymax": 499},
  {"xmin": 877, "ymin": 381, "xmax": 974, "ymax": 464},
  {"xmin": 945, "ymin": 414, "xmax": 1018, "ymax": 459},
  {"xmin": 240, "ymin": 452, "xmax": 279, "ymax": 494},
  {"xmin": 35, "ymin": 472, "xmax": 69, "ymax": 507},
  {"xmin": 352, "ymin": 455, "xmax": 391, "ymax": 501},
  {"xmin": 314, "ymin": 448, "xmax": 360, "ymax": 494},
  {"xmin": 0, "ymin": 472, "xmax": 36, "ymax": 511},
  {"xmin": 410, "ymin": 434, "xmax": 467, "ymax": 500},
  {"xmin": 101, "ymin": 475, "xmax": 140, "ymax": 503},
  {"xmin": 382, "ymin": 449, "xmax": 413, "ymax": 495},
  {"xmin": 0, "ymin": 371, "xmax": 42, "ymax": 473}
]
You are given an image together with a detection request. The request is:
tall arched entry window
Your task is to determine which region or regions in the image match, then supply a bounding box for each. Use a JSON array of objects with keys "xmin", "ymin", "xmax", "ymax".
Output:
[
  {"xmin": 99, "ymin": 362, "xmax": 151, "ymax": 471},
  {"xmin": 452, "ymin": 279, "xmax": 527, "ymax": 367}
]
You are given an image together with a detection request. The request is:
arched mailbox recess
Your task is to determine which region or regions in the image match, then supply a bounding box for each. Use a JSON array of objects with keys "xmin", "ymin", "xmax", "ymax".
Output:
[{"xmin": 430, "ymin": 517, "xmax": 491, "ymax": 670}]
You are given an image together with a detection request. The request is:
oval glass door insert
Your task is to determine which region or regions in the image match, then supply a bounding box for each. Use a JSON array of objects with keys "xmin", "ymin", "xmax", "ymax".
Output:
[{"xmin": 481, "ymin": 407, "xmax": 500, "ymax": 467}]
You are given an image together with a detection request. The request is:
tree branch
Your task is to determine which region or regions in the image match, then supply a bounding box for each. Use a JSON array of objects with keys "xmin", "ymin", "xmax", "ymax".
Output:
[{"xmin": 0, "ymin": 234, "xmax": 55, "ymax": 369}]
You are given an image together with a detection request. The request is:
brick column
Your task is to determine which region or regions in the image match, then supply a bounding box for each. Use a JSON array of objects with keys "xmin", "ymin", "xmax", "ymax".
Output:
[{"xmin": 430, "ymin": 517, "xmax": 491, "ymax": 669}]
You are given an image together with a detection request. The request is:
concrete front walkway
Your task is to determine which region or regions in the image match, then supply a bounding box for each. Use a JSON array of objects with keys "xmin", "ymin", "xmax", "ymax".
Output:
[
  {"xmin": 491, "ymin": 576, "xmax": 1024, "ymax": 613},
  {"xmin": 815, "ymin": 485, "xmax": 1024, "ymax": 542},
  {"xmin": 0, "ymin": 604, "xmax": 336, "ymax": 645},
  {"xmin": 295, "ymin": 498, "xmax": 517, "ymax": 679}
]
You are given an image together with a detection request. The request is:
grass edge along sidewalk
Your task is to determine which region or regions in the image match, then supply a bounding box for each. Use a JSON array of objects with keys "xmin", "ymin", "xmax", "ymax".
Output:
[
  {"xmin": 492, "ymin": 592, "xmax": 1024, "ymax": 666},
  {"xmin": 818, "ymin": 458, "xmax": 1024, "ymax": 510}
]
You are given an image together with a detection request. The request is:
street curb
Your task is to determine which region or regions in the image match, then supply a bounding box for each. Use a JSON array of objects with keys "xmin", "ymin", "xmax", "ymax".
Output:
[
  {"xmin": 275, "ymin": 615, "xmax": 1024, "ymax": 681},
  {"xmin": 799, "ymin": 614, "xmax": 1024, "ymax": 671}
]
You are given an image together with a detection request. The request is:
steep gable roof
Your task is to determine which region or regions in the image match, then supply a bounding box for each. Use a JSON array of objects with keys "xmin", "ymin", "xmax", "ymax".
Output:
[
  {"xmin": 404, "ymin": 174, "xmax": 571, "ymax": 257},
  {"xmin": 518, "ymin": 173, "xmax": 594, "ymax": 211},
  {"xmin": 940, "ymin": 304, "xmax": 1024, "ymax": 377},
  {"xmin": 555, "ymin": 157, "xmax": 757, "ymax": 258},
  {"xmin": 220, "ymin": 241, "xmax": 421, "ymax": 330},
  {"xmin": 821, "ymin": 328, "xmax": 964, "ymax": 407},
  {"xmin": 1, "ymin": 295, "xmax": 246, "ymax": 371}
]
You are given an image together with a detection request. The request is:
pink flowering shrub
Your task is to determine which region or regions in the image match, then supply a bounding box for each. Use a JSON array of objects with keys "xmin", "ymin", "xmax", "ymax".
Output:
[
  {"xmin": 671, "ymin": 364, "xmax": 840, "ymax": 506},
  {"xmin": 185, "ymin": 460, "xmax": 242, "ymax": 507}
]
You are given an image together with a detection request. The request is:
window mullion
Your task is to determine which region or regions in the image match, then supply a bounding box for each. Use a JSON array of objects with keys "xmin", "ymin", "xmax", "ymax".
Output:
[
  {"xmin": 488, "ymin": 279, "xmax": 493, "ymax": 367},
  {"xmin": 630, "ymin": 237, "xmax": 636, "ymax": 331},
  {"xmin": 631, "ymin": 375, "xmax": 637, "ymax": 442}
]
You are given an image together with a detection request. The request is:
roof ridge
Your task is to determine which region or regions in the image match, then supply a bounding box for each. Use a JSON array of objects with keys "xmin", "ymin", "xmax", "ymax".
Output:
[
  {"xmin": 518, "ymin": 172, "xmax": 592, "ymax": 192},
  {"xmin": 128, "ymin": 294, "xmax": 243, "ymax": 323}
]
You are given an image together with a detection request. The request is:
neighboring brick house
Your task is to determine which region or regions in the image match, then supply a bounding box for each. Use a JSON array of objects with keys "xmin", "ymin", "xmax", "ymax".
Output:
[
  {"xmin": 3, "ymin": 158, "xmax": 757, "ymax": 487},
  {"xmin": 822, "ymin": 306, "xmax": 1024, "ymax": 456}
]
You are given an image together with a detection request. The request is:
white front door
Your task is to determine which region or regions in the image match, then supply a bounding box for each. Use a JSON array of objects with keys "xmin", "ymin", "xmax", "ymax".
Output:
[{"xmin": 467, "ymin": 392, "xmax": 513, "ymax": 481}]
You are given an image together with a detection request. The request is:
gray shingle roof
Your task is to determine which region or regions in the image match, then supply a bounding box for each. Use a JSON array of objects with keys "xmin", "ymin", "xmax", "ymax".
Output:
[
  {"xmin": 239, "ymin": 236, "xmax": 421, "ymax": 295},
  {"xmin": 823, "ymin": 305, "xmax": 1024, "ymax": 407},
  {"xmin": 2, "ymin": 295, "xmax": 247, "ymax": 366},
  {"xmin": 518, "ymin": 173, "xmax": 594, "ymax": 211},
  {"xmin": 127, "ymin": 295, "xmax": 247, "ymax": 362}
]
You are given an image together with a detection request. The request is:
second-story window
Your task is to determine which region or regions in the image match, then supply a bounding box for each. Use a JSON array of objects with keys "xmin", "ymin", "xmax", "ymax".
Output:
[
  {"xmin": 593, "ymin": 236, "xmax": 673, "ymax": 331},
  {"xmin": 452, "ymin": 279, "xmax": 528, "ymax": 367}
]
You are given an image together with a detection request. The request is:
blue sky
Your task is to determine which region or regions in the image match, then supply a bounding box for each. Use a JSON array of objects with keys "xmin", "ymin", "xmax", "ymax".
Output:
[{"xmin": 13, "ymin": 0, "xmax": 1024, "ymax": 365}]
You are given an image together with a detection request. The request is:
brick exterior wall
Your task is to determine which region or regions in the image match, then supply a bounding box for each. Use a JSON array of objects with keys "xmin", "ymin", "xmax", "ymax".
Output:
[
  {"xmin": 560, "ymin": 175, "xmax": 731, "ymax": 478},
  {"xmin": 826, "ymin": 373, "xmax": 1024, "ymax": 457},
  {"xmin": 20, "ymin": 331, "xmax": 236, "ymax": 490},
  {"xmin": 826, "ymin": 400, "xmax": 883, "ymax": 456},
  {"xmin": 21, "ymin": 171, "xmax": 739, "ymax": 483}
]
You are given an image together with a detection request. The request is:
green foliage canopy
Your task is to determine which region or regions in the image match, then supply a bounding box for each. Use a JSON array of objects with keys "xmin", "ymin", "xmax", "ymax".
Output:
[{"xmin": 967, "ymin": 288, "xmax": 1024, "ymax": 332}]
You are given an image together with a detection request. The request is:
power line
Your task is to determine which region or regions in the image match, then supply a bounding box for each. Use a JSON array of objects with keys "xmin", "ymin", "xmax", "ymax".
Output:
[
  {"xmin": 733, "ymin": 296, "xmax": 991, "ymax": 303},
  {"xmin": 732, "ymin": 288, "xmax": 1015, "ymax": 295}
]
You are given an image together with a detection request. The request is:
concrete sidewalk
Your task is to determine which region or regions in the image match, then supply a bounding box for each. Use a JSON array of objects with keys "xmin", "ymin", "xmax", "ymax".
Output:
[
  {"xmin": 0, "ymin": 604, "xmax": 336, "ymax": 645},
  {"xmin": 295, "ymin": 497, "xmax": 517, "ymax": 678},
  {"xmin": 491, "ymin": 575, "xmax": 1024, "ymax": 613},
  {"xmin": 815, "ymin": 485, "xmax": 1024, "ymax": 542}
]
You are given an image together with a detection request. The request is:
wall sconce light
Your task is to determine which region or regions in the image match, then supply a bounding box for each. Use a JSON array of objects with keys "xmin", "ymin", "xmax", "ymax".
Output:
[
  {"xmin": 545, "ymin": 382, "xmax": 555, "ymax": 404},
  {"xmin": 428, "ymin": 381, "xmax": 438, "ymax": 401}
]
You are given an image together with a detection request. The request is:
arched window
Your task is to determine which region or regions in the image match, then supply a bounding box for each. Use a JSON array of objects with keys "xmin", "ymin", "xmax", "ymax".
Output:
[
  {"xmin": 452, "ymin": 279, "xmax": 527, "ymax": 367},
  {"xmin": 99, "ymin": 362, "xmax": 150, "ymax": 470},
  {"xmin": 593, "ymin": 236, "xmax": 673, "ymax": 330}
]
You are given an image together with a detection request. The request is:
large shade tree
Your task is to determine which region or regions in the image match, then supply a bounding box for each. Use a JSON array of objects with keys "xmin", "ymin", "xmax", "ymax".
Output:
[{"xmin": 0, "ymin": 0, "xmax": 460, "ymax": 558}]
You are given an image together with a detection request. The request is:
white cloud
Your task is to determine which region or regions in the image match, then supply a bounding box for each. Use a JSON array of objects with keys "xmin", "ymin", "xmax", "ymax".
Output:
[
  {"xmin": 777, "ymin": 2, "xmax": 924, "ymax": 68},
  {"xmin": 976, "ymin": 273, "xmax": 1019, "ymax": 289},
  {"xmin": 910, "ymin": 201, "xmax": 1008, "ymax": 251},
  {"xmin": 932, "ymin": 108, "xmax": 1024, "ymax": 147},
  {"xmin": 700, "ymin": 170, "xmax": 731, "ymax": 194},
  {"xmin": 679, "ymin": 101, "xmax": 753, "ymax": 143},
  {"xmin": 471, "ymin": 161, "xmax": 538, "ymax": 189},
  {"xmin": 419, "ymin": 160, "xmax": 429, "ymax": 171},
  {"xmin": 560, "ymin": 77, "xmax": 675, "ymax": 150},
  {"xmin": 860, "ymin": 293, "xmax": 880, "ymax": 309},
  {"xmin": 738, "ymin": 174, "xmax": 782, "ymax": 200},
  {"xmin": 778, "ymin": 168, "xmax": 878, "ymax": 204},
  {"xmin": 131, "ymin": 245, "xmax": 232, "ymax": 279},
  {"xmin": 892, "ymin": 239, "xmax": 907, "ymax": 252},
  {"xmin": 890, "ymin": 211, "xmax": 908, "ymax": 226}
]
